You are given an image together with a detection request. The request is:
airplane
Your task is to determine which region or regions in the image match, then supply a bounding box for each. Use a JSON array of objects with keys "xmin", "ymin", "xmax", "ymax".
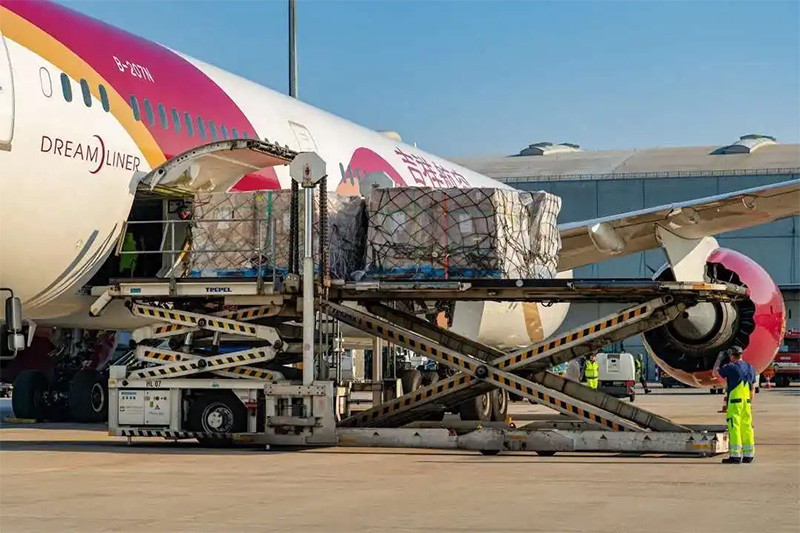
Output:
[{"xmin": 0, "ymin": 0, "xmax": 798, "ymax": 423}]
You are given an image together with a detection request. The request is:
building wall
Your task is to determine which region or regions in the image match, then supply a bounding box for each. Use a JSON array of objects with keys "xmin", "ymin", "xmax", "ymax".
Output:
[{"xmin": 510, "ymin": 172, "xmax": 800, "ymax": 378}]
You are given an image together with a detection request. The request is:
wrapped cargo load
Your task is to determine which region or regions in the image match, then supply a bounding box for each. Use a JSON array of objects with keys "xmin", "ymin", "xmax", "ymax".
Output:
[
  {"xmin": 188, "ymin": 190, "xmax": 366, "ymax": 279},
  {"xmin": 363, "ymin": 187, "xmax": 561, "ymax": 280}
]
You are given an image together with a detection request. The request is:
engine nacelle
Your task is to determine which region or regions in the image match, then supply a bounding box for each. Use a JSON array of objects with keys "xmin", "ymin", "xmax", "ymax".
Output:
[{"xmin": 643, "ymin": 248, "xmax": 786, "ymax": 388}]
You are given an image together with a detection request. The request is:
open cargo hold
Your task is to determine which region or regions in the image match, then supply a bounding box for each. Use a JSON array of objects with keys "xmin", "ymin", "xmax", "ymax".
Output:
[
  {"xmin": 188, "ymin": 190, "xmax": 366, "ymax": 279},
  {"xmin": 364, "ymin": 187, "xmax": 562, "ymax": 280}
]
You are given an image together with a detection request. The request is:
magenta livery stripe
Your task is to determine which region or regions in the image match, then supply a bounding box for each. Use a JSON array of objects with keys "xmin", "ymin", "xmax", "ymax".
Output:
[{"xmin": 5, "ymin": 0, "xmax": 280, "ymax": 190}]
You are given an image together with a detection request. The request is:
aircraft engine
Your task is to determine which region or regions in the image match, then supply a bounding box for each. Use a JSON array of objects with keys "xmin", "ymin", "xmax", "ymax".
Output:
[{"xmin": 643, "ymin": 248, "xmax": 785, "ymax": 388}]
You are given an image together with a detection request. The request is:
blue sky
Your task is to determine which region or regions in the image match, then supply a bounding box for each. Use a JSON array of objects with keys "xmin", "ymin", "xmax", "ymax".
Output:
[{"xmin": 57, "ymin": 0, "xmax": 799, "ymax": 158}]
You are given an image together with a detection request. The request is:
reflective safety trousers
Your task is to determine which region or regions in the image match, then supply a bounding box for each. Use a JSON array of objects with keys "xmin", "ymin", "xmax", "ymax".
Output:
[
  {"xmin": 585, "ymin": 361, "xmax": 599, "ymax": 390},
  {"xmin": 726, "ymin": 382, "xmax": 755, "ymax": 458}
]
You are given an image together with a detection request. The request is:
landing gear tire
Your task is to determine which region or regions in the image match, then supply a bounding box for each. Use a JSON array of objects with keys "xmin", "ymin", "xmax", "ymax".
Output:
[
  {"xmin": 536, "ymin": 451, "xmax": 556, "ymax": 457},
  {"xmin": 490, "ymin": 389, "xmax": 508, "ymax": 421},
  {"xmin": 69, "ymin": 369, "xmax": 108, "ymax": 423},
  {"xmin": 187, "ymin": 393, "xmax": 247, "ymax": 447},
  {"xmin": 400, "ymin": 369, "xmax": 423, "ymax": 395},
  {"xmin": 458, "ymin": 392, "xmax": 492, "ymax": 422},
  {"xmin": 479, "ymin": 449, "xmax": 500, "ymax": 456},
  {"xmin": 11, "ymin": 370, "xmax": 48, "ymax": 421}
]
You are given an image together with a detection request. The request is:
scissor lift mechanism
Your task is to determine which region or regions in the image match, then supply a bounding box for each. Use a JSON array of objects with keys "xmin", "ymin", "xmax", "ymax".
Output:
[
  {"xmin": 97, "ymin": 146, "xmax": 734, "ymax": 455},
  {"xmin": 98, "ymin": 276, "xmax": 738, "ymax": 456}
]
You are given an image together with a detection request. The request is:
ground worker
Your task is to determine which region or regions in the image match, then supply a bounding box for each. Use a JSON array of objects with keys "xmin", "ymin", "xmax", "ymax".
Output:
[
  {"xmin": 584, "ymin": 352, "xmax": 599, "ymax": 389},
  {"xmin": 566, "ymin": 357, "xmax": 582, "ymax": 382},
  {"xmin": 714, "ymin": 346, "xmax": 755, "ymax": 464},
  {"xmin": 635, "ymin": 354, "xmax": 652, "ymax": 394},
  {"xmin": 119, "ymin": 231, "xmax": 138, "ymax": 277}
]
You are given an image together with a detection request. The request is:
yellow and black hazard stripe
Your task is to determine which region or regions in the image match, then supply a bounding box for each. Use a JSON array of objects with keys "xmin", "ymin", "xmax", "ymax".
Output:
[
  {"xmin": 222, "ymin": 366, "xmax": 278, "ymax": 380},
  {"xmin": 115, "ymin": 429, "xmax": 228, "ymax": 439},
  {"xmin": 131, "ymin": 305, "xmax": 259, "ymax": 336},
  {"xmin": 151, "ymin": 306, "xmax": 273, "ymax": 337},
  {"xmin": 496, "ymin": 303, "xmax": 652, "ymax": 370},
  {"xmin": 130, "ymin": 349, "xmax": 273, "ymax": 380},
  {"xmin": 488, "ymin": 370, "xmax": 626, "ymax": 431},
  {"xmin": 342, "ymin": 374, "xmax": 474, "ymax": 427}
]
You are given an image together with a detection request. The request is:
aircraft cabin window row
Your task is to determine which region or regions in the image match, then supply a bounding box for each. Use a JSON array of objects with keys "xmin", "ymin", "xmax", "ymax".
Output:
[
  {"xmin": 54, "ymin": 70, "xmax": 111, "ymax": 113},
  {"xmin": 48, "ymin": 70, "xmax": 252, "ymax": 140},
  {"xmin": 128, "ymin": 95, "xmax": 251, "ymax": 140}
]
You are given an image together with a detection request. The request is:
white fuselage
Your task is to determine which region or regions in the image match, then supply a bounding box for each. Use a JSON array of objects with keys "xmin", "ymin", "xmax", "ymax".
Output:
[{"xmin": 0, "ymin": 2, "xmax": 569, "ymax": 350}]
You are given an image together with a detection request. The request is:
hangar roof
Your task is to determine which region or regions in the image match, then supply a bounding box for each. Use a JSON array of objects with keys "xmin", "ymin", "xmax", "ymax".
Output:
[{"xmin": 452, "ymin": 137, "xmax": 800, "ymax": 183}]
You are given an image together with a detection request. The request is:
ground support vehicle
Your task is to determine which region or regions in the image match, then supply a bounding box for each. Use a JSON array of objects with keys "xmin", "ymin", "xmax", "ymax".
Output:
[{"xmin": 81, "ymin": 150, "xmax": 740, "ymax": 456}]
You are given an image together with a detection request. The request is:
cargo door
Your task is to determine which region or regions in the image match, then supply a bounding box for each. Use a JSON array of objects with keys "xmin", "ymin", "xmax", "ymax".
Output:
[
  {"xmin": 288, "ymin": 121, "xmax": 317, "ymax": 151},
  {"xmin": 0, "ymin": 29, "xmax": 14, "ymax": 147}
]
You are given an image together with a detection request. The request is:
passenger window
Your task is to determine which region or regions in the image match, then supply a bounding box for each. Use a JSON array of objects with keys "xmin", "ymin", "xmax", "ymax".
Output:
[
  {"xmin": 171, "ymin": 109, "xmax": 181, "ymax": 133},
  {"xmin": 144, "ymin": 98, "xmax": 154, "ymax": 125},
  {"xmin": 60, "ymin": 73, "xmax": 72, "ymax": 102},
  {"xmin": 98, "ymin": 84, "xmax": 110, "ymax": 112},
  {"xmin": 40, "ymin": 67, "xmax": 52, "ymax": 98},
  {"xmin": 196, "ymin": 116, "xmax": 207, "ymax": 141},
  {"xmin": 79, "ymin": 79, "xmax": 92, "ymax": 107},
  {"xmin": 184, "ymin": 112, "xmax": 194, "ymax": 137},
  {"xmin": 208, "ymin": 120, "xmax": 218, "ymax": 141},
  {"xmin": 158, "ymin": 103, "xmax": 168, "ymax": 129},
  {"xmin": 232, "ymin": 128, "xmax": 239, "ymax": 139},
  {"xmin": 220, "ymin": 125, "xmax": 229, "ymax": 139},
  {"xmin": 130, "ymin": 95, "xmax": 141, "ymax": 121}
]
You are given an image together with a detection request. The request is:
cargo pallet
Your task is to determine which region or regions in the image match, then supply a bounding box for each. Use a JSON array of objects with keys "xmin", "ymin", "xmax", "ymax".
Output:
[{"xmin": 92, "ymin": 148, "xmax": 736, "ymax": 457}]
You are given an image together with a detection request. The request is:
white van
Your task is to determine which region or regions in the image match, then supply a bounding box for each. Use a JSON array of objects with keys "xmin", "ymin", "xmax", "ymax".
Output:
[{"xmin": 597, "ymin": 352, "xmax": 636, "ymax": 401}]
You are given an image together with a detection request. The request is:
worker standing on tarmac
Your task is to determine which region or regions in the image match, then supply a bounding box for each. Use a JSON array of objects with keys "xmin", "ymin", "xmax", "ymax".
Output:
[
  {"xmin": 636, "ymin": 354, "xmax": 652, "ymax": 394},
  {"xmin": 584, "ymin": 352, "xmax": 599, "ymax": 390},
  {"xmin": 714, "ymin": 346, "xmax": 756, "ymax": 464}
]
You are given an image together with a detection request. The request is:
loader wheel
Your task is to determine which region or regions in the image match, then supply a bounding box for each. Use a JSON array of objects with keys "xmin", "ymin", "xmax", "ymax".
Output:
[
  {"xmin": 69, "ymin": 369, "xmax": 108, "ymax": 423},
  {"xmin": 490, "ymin": 389, "xmax": 508, "ymax": 421},
  {"xmin": 458, "ymin": 392, "xmax": 492, "ymax": 422},
  {"xmin": 400, "ymin": 369, "xmax": 423, "ymax": 395},
  {"xmin": 12, "ymin": 370, "xmax": 48, "ymax": 421},
  {"xmin": 187, "ymin": 393, "xmax": 247, "ymax": 446}
]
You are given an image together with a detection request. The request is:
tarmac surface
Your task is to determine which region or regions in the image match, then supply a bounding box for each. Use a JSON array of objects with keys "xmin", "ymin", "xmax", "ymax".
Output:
[{"xmin": 1, "ymin": 386, "xmax": 799, "ymax": 533}]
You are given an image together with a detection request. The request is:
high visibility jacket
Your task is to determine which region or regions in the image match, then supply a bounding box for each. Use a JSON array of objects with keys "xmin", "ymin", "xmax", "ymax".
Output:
[
  {"xmin": 119, "ymin": 232, "xmax": 138, "ymax": 274},
  {"xmin": 585, "ymin": 360, "xmax": 599, "ymax": 389}
]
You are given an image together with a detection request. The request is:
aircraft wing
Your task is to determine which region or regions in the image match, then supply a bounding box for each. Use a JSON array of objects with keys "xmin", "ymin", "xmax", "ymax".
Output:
[{"xmin": 557, "ymin": 178, "xmax": 800, "ymax": 272}]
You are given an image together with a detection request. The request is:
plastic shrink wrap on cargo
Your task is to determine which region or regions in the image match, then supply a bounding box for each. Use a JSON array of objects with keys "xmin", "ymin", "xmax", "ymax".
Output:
[
  {"xmin": 187, "ymin": 190, "xmax": 366, "ymax": 279},
  {"xmin": 362, "ymin": 187, "xmax": 561, "ymax": 280}
]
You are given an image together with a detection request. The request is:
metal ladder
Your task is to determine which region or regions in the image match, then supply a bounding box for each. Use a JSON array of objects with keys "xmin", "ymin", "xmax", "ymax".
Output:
[{"xmin": 330, "ymin": 297, "xmax": 690, "ymax": 432}]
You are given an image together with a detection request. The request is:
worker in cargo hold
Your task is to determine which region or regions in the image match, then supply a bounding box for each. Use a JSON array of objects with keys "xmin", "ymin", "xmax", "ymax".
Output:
[
  {"xmin": 636, "ymin": 354, "xmax": 652, "ymax": 394},
  {"xmin": 584, "ymin": 353, "xmax": 599, "ymax": 389},
  {"xmin": 714, "ymin": 346, "xmax": 756, "ymax": 464},
  {"xmin": 118, "ymin": 231, "xmax": 138, "ymax": 277}
]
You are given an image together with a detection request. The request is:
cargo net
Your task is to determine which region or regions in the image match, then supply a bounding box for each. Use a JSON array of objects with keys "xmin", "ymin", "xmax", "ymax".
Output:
[
  {"xmin": 363, "ymin": 187, "xmax": 562, "ymax": 280},
  {"xmin": 187, "ymin": 190, "xmax": 366, "ymax": 279}
]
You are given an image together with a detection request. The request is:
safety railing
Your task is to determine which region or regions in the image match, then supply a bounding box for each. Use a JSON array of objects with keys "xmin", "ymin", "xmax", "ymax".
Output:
[{"xmin": 114, "ymin": 216, "xmax": 281, "ymax": 284}]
